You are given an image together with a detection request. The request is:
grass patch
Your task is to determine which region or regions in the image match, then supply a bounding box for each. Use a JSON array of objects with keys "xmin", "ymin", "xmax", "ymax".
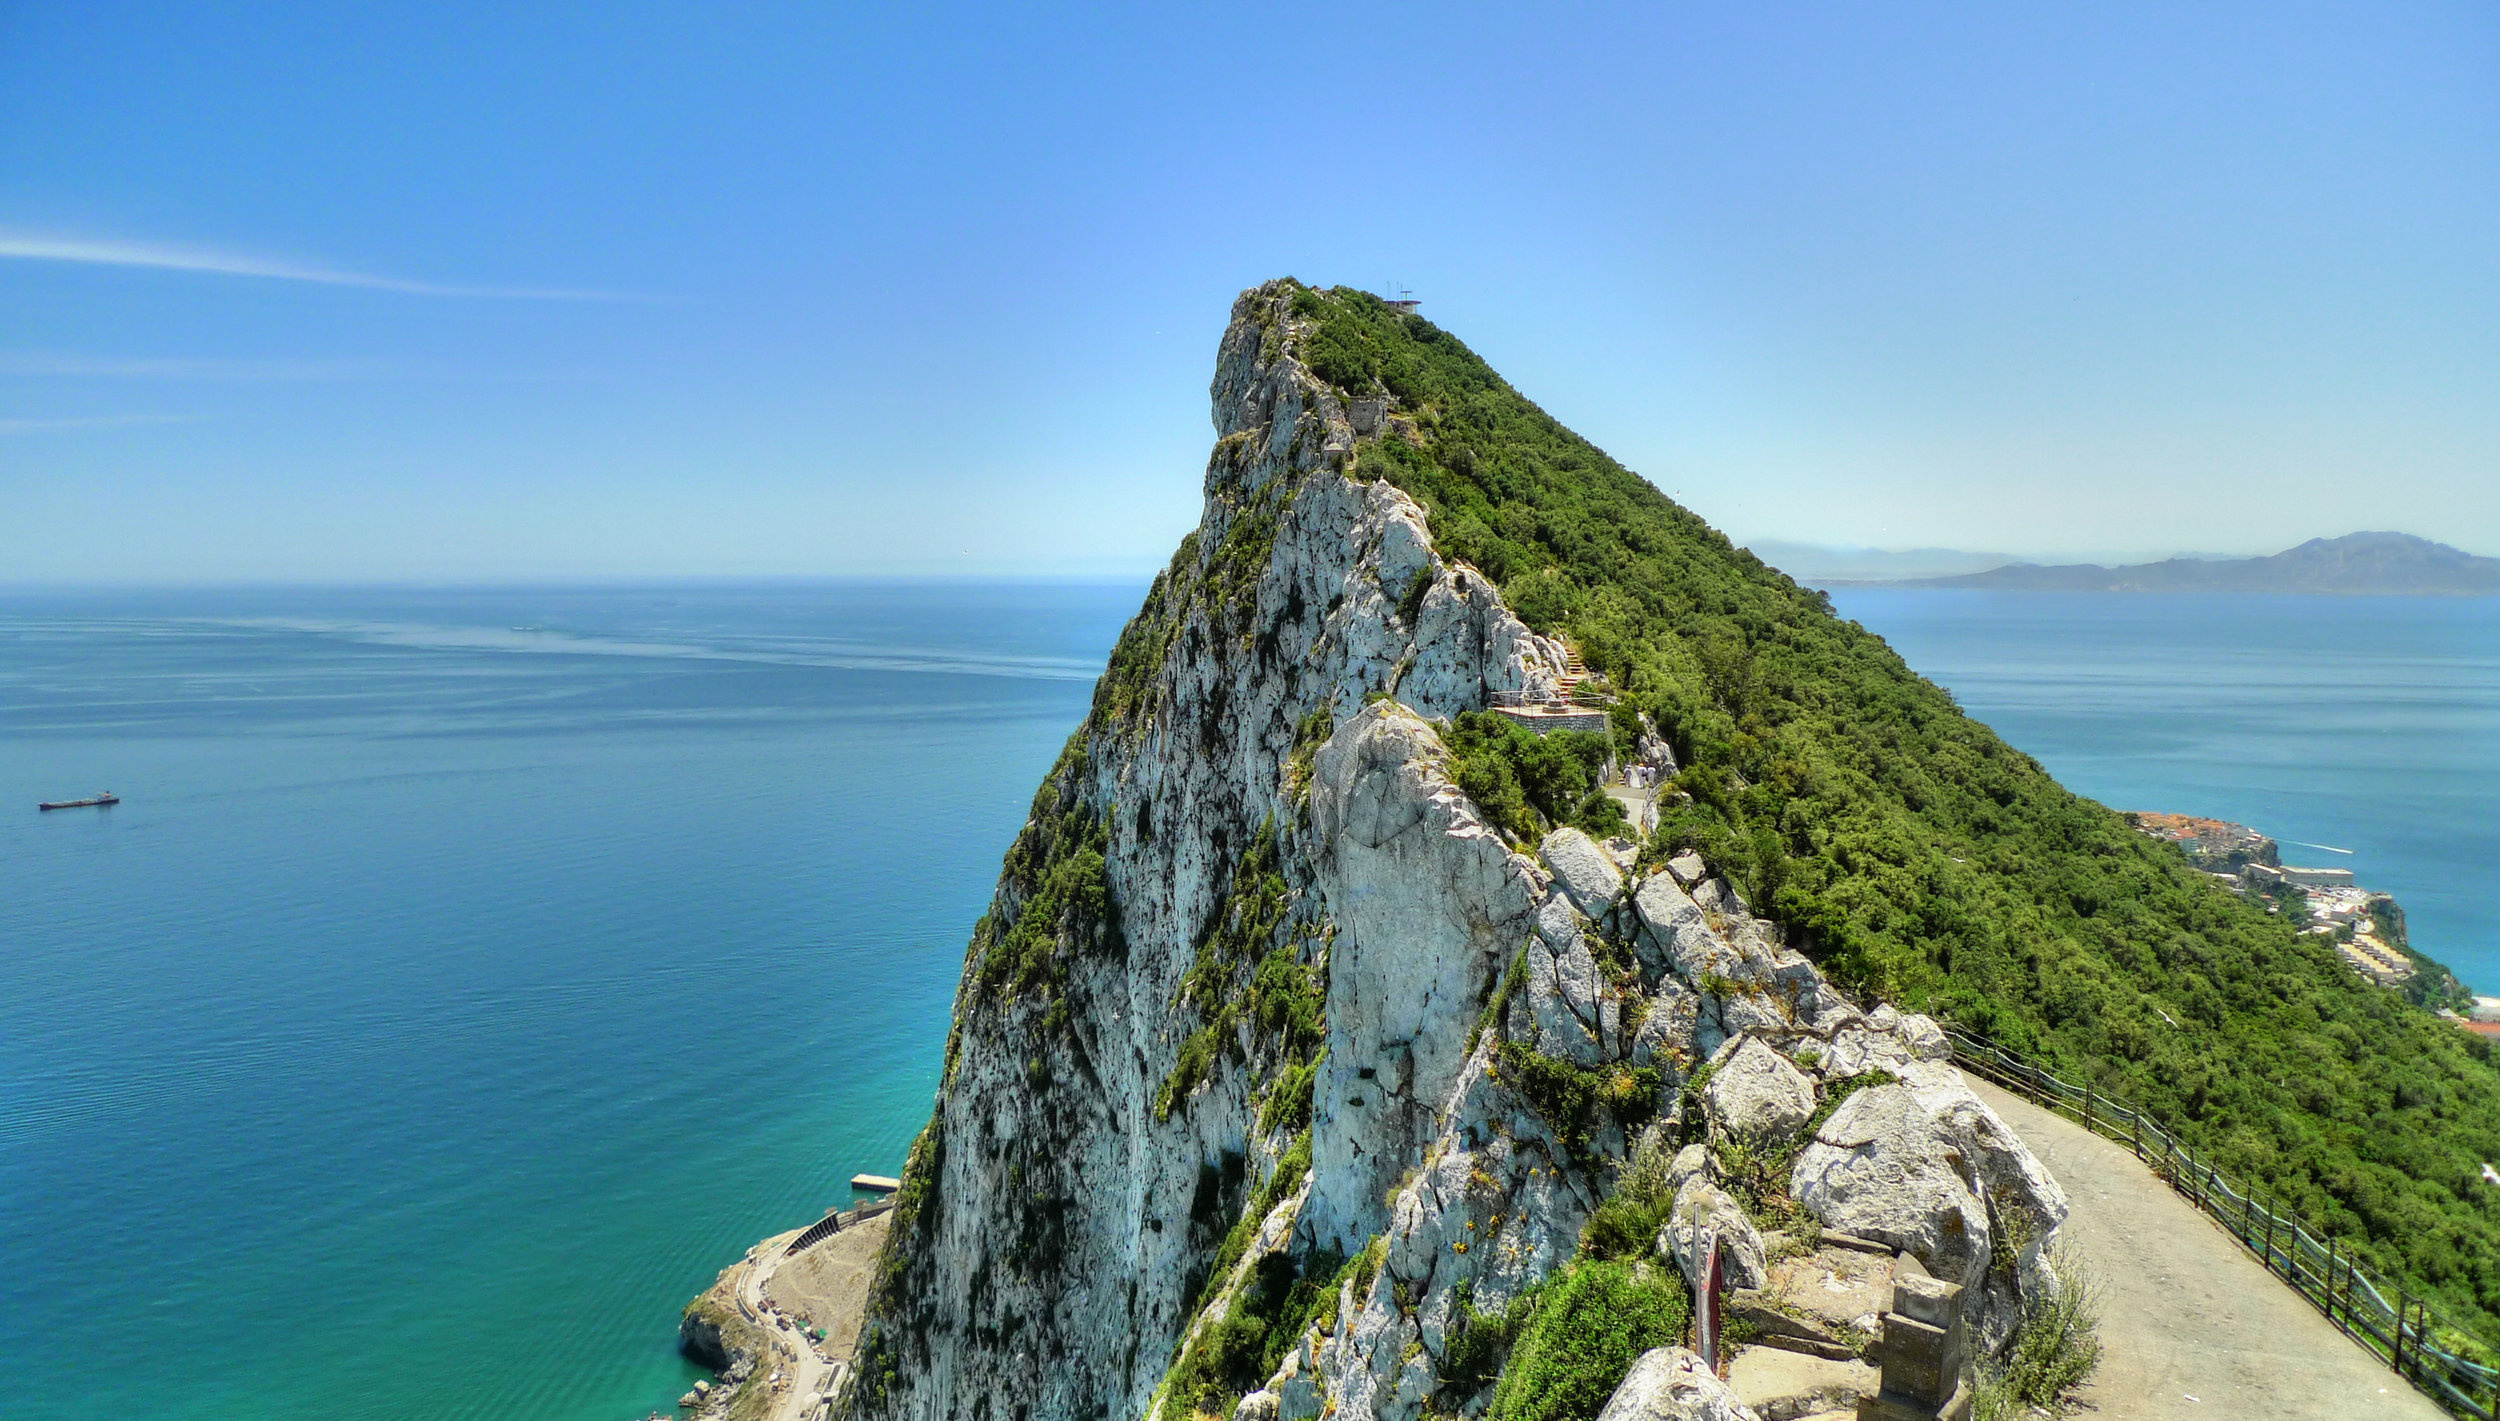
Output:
[
  {"xmin": 1481, "ymin": 1261, "xmax": 1691, "ymax": 1421},
  {"xmin": 1496, "ymin": 1043, "xmax": 1665, "ymax": 1159},
  {"xmin": 1973, "ymin": 1247, "xmax": 2103, "ymax": 1420}
]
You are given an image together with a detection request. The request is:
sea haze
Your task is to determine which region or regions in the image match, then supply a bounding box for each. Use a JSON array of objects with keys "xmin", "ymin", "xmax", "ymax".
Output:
[
  {"xmin": 2, "ymin": 581, "xmax": 2492, "ymax": 1421},
  {"xmin": 0, "ymin": 582, "xmax": 1142, "ymax": 1421}
]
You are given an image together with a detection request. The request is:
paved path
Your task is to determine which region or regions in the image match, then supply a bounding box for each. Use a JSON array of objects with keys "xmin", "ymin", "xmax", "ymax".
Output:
[{"xmin": 1968, "ymin": 1076, "xmax": 2444, "ymax": 1421}]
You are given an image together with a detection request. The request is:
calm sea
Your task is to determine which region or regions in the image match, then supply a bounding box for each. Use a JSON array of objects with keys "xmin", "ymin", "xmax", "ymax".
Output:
[
  {"xmin": 0, "ymin": 583, "xmax": 1141, "ymax": 1421},
  {"xmin": 2, "ymin": 583, "xmax": 2492, "ymax": 1421}
]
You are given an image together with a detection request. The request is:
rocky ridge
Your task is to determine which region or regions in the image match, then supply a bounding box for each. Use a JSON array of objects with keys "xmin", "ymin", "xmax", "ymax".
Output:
[{"xmin": 840, "ymin": 282, "xmax": 2071, "ymax": 1421}]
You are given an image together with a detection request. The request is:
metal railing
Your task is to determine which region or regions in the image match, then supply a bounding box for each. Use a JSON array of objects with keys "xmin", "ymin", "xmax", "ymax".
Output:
[
  {"xmin": 1946, "ymin": 1026, "xmax": 2500, "ymax": 1419},
  {"xmin": 785, "ymin": 1196, "xmax": 895, "ymax": 1257}
]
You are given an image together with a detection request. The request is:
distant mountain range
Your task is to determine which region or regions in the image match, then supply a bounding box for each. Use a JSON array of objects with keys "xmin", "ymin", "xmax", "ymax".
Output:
[
  {"xmin": 1766, "ymin": 532, "xmax": 2500, "ymax": 594},
  {"xmin": 1742, "ymin": 539, "xmax": 2027, "ymax": 583}
]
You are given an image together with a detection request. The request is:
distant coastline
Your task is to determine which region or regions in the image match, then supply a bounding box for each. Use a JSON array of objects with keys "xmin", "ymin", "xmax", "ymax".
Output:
[
  {"xmin": 2124, "ymin": 810, "xmax": 2476, "ymax": 1016},
  {"xmin": 1769, "ymin": 532, "xmax": 2500, "ymax": 595}
]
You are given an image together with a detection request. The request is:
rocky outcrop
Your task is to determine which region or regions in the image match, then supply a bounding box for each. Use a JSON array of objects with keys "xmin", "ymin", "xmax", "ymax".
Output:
[
  {"xmin": 680, "ymin": 1274, "xmax": 764, "ymax": 1399},
  {"xmin": 1789, "ymin": 1062, "xmax": 2068, "ymax": 1344},
  {"xmin": 840, "ymin": 281, "xmax": 2067, "ymax": 1421},
  {"xmin": 1597, "ymin": 1348, "xmax": 1760, "ymax": 1421},
  {"xmin": 1661, "ymin": 1177, "xmax": 1766, "ymax": 1291},
  {"xmin": 1701, "ymin": 1037, "xmax": 1816, "ymax": 1142},
  {"xmin": 1303, "ymin": 701, "xmax": 1541, "ymax": 1253}
]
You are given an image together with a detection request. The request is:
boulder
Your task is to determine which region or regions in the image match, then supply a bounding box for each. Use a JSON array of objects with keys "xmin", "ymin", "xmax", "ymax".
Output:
[
  {"xmin": 1667, "ymin": 852, "xmax": 1707, "ymax": 889},
  {"xmin": 1235, "ymin": 1390, "xmax": 1283, "ymax": 1421},
  {"xmin": 1787, "ymin": 1085, "xmax": 1991, "ymax": 1290},
  {"xmin": 1660, "ymin": 1176, "xmax": 1767, "ymax": 1291},
  {"xmin": 1541, "ymin": 828, "xmax": 1626, "ymax": 924},
  {"xmin": 1893, "ymin": 1060, "xmax": 2069, "ymax": 1244},
  {"xmin": 1692, "ymin": 877, "xmax": 1746, "ymax": 916},
  {"xmin": 1628, "ymin": 976, "xmax": 1699, "ymax": 1073},
  {"xmin": 1896, "ymin": 1013, "xmax": 1951, "ymax": 1061},
  {"xmin": 1524, "ymin": 919, "xmax": 1613, "ymax": 1065},
  {"xmin": 1631, "ymin": 874, "xmax": 1760, "ymax": 987},
  {"xmin": 1703, "ymin": 1037, "xmax": 1817, "ymax": 1142},
  {"xmin": 1666, "ymin": 1142, "xmax": 1714, "ymax": 1192},
  {"xmin": 1813, "ymin": 1019, "xmax": 1910, "ymax": 1080},
  {"xmin": 1596, "ymin": 1347, "xmax": 1763, "ymax": 1421},
  {"xmin": 1273, "ymin": 1338, "xmax": 1323, "ymax": 1421}
]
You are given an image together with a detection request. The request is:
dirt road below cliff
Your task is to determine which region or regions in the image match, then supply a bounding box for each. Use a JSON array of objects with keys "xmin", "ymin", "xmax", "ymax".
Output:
[{"xmin": 688, "ymin": 1211, "xmax": 891, "ymax": 1421}]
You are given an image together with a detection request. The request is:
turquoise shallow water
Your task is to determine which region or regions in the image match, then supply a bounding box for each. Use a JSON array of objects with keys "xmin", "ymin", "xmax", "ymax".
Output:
[
  {"xmin": 0, "ymin": 582, "xmax": 1142, "ymax": 1421},
  {"xmin": 2, "ymin": 581, "xmax": 2492, "ymax": 1421}
]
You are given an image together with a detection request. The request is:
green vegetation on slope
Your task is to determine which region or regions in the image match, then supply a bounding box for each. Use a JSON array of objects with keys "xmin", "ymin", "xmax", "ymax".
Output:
[
  {"xmin": 1157, "ymin": 1134, "xmax": 1343, "ymax": 1421},
  {"xmin": 1451, "ymin": 1263, "xmax": 1690, "ymax": 1421},
  {"xmin": 1290, "ymin": 282, "xmax": 2500, "ymax": 1332},
  {"xmin": 1445, "ymin": 710, "xmax": 1627, "ymax": 843},
  {"xmin": 1157, "ymin": 823, "xmax": 1326, "ymax": 1122},
  {"xmin": 973, "ymin": 734, "xmax": 1122, "ymax": 1012}
]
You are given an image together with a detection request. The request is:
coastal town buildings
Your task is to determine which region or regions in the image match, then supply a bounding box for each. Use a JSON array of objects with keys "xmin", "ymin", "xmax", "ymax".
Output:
[{"xmin": 2129, "ymin": 812, "xmax": 2437, "ymax": 994}]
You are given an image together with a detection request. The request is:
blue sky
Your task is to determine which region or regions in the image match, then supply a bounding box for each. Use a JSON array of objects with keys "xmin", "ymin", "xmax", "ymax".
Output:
[{"xmin": 4, "ymin": 1, "xmax": 2494, "ymax": 582}]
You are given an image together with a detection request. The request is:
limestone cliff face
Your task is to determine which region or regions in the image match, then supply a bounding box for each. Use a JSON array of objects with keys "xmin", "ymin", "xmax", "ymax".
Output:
[{"xmin": 844, "ymin": 282, "xmax": 2065, "ymax": 1421}]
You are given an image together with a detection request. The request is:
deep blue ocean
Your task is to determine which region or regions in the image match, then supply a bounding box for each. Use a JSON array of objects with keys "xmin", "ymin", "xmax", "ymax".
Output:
[{"xmin": 1, "ymin": 582, "xmax": 2492, "ymax": 1421}]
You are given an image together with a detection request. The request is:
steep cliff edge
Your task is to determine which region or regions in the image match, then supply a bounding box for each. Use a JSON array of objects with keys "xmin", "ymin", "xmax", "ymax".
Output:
[
  {"xmin": 838, "ymin": 279, "xmax": 2500, "ymax": 1421},
  {"xmin": 839, "ymin": 283, "xmax": 2084, "ymax": 1421}
]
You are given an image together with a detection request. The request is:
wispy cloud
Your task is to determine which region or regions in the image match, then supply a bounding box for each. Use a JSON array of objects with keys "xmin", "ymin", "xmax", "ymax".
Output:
[
  {"xmin": 0, "ymin": 413, "xmax": 202, "ymax": 433},
  {"xmin": 0, "ymin": 231, "xmax": 633, "ymax": 300},
  {"xmin": 0, "ymin": 351, "xmax": 425, "ymax": 380}
]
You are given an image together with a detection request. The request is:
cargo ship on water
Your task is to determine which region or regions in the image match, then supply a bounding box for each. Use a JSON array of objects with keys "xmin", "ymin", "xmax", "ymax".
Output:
[{"xmin": 37, "ymin": 792, "xmax": 118, "ymax": 811}]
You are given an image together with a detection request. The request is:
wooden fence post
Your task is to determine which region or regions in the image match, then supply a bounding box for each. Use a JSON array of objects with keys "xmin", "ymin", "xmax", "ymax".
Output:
[
  {"xmin": 2326, "ymin": 1239, "xmax": 2341, "ymax": 1326},
  {"xmin": 2082, "ymin": 1081, "xmax": 2094, "ymax": 1131},
  {"xmin": 2261, "ymin": 1194, "xmax": 2276, "ymax": 1276},
  {"xmin": 2393, "ymin": 1293, "xmax": 2410, "ymax": 1376}
]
